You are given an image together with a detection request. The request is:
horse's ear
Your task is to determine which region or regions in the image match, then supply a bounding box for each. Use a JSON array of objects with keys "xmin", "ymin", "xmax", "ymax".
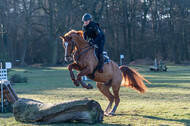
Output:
[{"xmin": 76, "ymin": 30, "xmax": 84, "ymax": 38}]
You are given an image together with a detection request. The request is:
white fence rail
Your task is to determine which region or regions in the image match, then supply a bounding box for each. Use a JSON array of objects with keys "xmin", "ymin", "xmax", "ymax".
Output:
[{"xmin": 0, "ymin": 69, "xmax": 7, "ymax": 80}]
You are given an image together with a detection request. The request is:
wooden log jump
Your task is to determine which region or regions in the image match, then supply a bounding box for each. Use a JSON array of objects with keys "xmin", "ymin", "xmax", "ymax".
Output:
[
  {"xmin": 0, "ymin": 80, "xmax": 19, "ymax": 104},
  {"xmin": 13, "ymin": 98, "xmax": 104, "ymax": 124}
]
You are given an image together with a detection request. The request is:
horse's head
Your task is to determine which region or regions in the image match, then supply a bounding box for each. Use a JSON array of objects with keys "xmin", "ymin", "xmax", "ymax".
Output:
[
  {"xmin": 60, "ymin": 30, "xmax": 84, "ymax": 62},
  {"xmin": 60, "ymin": 34, "xmax": 74, "ymax": 62}
]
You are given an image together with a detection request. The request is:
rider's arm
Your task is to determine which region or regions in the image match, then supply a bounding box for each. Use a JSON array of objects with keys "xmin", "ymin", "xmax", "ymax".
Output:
[
  {"xmin": 91, "ymin": 27, "xmax": 102, "ymax": 44},
  {"xmin": 83, "ymin": 33, "xmax": 87, "ymax": 40}
]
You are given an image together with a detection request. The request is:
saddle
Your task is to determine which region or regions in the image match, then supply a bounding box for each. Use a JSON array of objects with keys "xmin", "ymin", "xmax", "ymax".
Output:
[{"xmin": 93, "ymin": 45, "xmax": 111, "ymax": 64}]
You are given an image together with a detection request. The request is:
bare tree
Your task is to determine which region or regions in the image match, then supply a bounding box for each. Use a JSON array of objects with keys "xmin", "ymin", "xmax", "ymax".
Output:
[{"xmin": 0, "ymin": 0, "xmax": 190, "ymax": 65}]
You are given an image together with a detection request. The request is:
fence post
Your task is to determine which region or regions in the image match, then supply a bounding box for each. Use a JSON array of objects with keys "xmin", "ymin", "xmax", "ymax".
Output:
[
  {"xmin": 1, "ymin": 62, "xmax": 3, "ymax": 112},
  {"xmin": 120, "ymin": 55, "xmax": 124, "ymax": 66}
]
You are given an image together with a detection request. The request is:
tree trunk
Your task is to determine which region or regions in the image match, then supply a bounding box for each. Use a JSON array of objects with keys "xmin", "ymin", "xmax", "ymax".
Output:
[
  {"xmin": 20, "ymin": 0, "xmax": 33, "ymax": 66},
  {"xmin": 13, "ymin": 98, "xmax": 104, "ymax": 124},
  {"xmin": 51, "ymin": 37, "xmax": 58, "ymax": 65}
]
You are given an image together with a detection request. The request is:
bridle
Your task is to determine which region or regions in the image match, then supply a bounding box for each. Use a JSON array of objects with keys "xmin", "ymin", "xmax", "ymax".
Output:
[
  {"xmin": 64, "ymin": 39, "xmax": 92, "ymax": 62},
  {"xmin": 64, "ymin": 40, "xmax": 75, "ymax": 60}
]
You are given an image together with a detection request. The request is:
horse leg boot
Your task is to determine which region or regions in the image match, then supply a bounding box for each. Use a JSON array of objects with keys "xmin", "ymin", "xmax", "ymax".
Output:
[
  {"xmin": 68, "ymin": 63, "xmax": 80, "ymax": 87},
  {"xmin": 77, "ymin": 67, "xmax": 93, "ymax": 89},
  {"xmin": 98, "ymin": 54, "xmax": 104, "ymax": 73}
]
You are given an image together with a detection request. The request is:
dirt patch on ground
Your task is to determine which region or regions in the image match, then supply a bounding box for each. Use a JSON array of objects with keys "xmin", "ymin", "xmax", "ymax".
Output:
[{"xmin": 130, "ymin": 57, "xmax": 153, "ymax": 65}]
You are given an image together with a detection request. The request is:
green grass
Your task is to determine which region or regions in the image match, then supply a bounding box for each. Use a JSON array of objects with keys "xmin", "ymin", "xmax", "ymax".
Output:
[{"xmin": 0, "ymin": 65, "xmax": 190, "ymax": 126}]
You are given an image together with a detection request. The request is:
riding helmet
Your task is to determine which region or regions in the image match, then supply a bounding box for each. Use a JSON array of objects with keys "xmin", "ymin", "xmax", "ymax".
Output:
[{"xmin": 82, "ymin": 13, "xmax": 92, "ymax": 21}]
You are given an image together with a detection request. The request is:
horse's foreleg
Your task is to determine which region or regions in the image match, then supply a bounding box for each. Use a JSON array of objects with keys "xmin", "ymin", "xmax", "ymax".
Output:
[
  {"xmin": 77, "ymin": 67, "xmax": 93, "ymax": 89},
  {"xmin": 96, "ymin": 82, "xmax": 114, "ymax": 115},
  {"xmin": 67, "ymin": 63, "xmax": 80, "ymax": 87}
]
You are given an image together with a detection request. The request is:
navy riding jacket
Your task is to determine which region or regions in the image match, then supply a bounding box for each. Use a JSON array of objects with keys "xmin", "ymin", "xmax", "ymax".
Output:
[{"xmin": 82, "ymin": 21, "xmax": 105, "ymax": 45}]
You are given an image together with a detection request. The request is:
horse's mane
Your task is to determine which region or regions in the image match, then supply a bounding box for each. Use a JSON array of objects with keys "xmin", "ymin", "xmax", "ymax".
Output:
[
  {"xmin": 64, "ymin": 30, "xmax": 89, "ymax": 45},
  {"xmin": 64, "ymin": 30, "xmax": 84, "ymax": 38}
]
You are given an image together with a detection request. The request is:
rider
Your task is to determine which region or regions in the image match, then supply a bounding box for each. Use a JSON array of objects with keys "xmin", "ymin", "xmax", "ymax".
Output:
[{"xmin": 82, "ymin": 13, "xmax": 105, "ymax": 73}]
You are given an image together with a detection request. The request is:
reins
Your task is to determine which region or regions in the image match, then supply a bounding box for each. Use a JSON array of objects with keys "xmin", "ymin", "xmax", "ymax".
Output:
[{"xmin": 74, "ymin": 45, "xmax": 92, "ymax": 61}]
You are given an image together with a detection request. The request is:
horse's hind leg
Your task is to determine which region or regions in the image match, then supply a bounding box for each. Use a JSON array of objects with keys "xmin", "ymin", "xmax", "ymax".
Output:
[
  {"xmin": 109, "ymin": 81, "xmax": 121, "ymax": 115},
  {"xmin": 96, "ymin": 82, "xmax": 114, "ymax": 115}
]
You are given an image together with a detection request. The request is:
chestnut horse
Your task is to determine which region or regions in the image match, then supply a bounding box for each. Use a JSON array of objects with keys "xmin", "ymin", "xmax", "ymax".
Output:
[{"xmin": 60, "ymin": 30, "xmax": 151, "ymax": 115}]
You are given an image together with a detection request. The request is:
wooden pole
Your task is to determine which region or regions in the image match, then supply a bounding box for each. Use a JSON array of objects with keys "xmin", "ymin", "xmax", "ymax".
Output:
[
  {"xmin": 1, "ymin": 24, "xmax": 5, "ymax": 38},
  {"xmin": 1, "ymin": 62, "xmax": 3, "ymax": 112}
]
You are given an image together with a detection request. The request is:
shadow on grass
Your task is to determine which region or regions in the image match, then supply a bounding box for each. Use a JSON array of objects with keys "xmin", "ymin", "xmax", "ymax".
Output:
[
  {"xmin": 0, "ymin": 113, "xmax": 125, "ymax": 126},
  {"xmin": 17, "ymin": 122, "xmax": 126, "ymax": 126},
  {"xmin": 117, "ymin": 114, "xmax": 190, "ymax": 125},
  {"xmin": 0, "ymin": 113, "xmax": 13, "ymax": 118},
  {"xmin": 142, "ymin": 115, "xmax": 190, "ymax": 125},
  {"xmin": 147, "ymin": 83, "xmax": 190, "ymax": 89}
]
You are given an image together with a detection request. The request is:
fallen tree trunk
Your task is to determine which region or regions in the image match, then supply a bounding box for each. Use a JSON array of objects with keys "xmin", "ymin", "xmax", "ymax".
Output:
[{"xmin": 13, "ymin": 98, "xmax": 104, "ymax": 124}]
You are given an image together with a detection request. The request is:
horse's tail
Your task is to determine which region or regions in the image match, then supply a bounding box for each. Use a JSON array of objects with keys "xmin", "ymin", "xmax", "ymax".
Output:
[{"xmin": 119, "ymin": 65, "xmax": 151, "ymax": 93}]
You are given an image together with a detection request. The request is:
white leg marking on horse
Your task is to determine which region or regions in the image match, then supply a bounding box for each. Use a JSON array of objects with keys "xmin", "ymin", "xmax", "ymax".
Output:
[{"xmin": 64, "ymin": 42, "xmax": 68, "ymax": 61}]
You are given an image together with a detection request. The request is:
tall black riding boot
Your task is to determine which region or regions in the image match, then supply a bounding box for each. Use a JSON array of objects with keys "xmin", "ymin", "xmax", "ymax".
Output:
[{"xmin": 98, "ymin": 54, "xmax": 104, "ymax": 73}]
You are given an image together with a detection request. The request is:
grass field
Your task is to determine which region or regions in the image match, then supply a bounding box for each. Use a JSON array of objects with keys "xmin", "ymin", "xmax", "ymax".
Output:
[{"xmin": 0, "ymin": 64, "xmax": 190, "ymax": 126}]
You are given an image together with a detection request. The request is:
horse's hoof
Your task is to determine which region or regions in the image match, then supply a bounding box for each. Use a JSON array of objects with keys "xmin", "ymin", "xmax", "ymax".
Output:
[
  {"xmin": 87, "ymin": 84, "xmax": 93, "ymax": 89},
  {"xmin": 74, "ymin": 80, "xmax": 80, "ymax": 87},
  {"xmin": 104, "ymin": 112, "xmax": 109, "ymax": 116}
]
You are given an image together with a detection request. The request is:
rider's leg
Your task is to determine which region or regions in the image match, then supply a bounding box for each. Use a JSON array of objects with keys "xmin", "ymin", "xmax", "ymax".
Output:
[
  {"xmin": 98, "ymin": 53, "xmax": 104, "ymax": 73},
  {"xmin": 97, "ymin": 37, "xmax": 105, "ymax": 73}
]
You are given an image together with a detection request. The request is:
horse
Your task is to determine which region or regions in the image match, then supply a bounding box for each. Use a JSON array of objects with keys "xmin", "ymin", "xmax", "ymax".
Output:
[{"xmin": 60, "ymin": 30, "xmax": 151, "ymax": 116}]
